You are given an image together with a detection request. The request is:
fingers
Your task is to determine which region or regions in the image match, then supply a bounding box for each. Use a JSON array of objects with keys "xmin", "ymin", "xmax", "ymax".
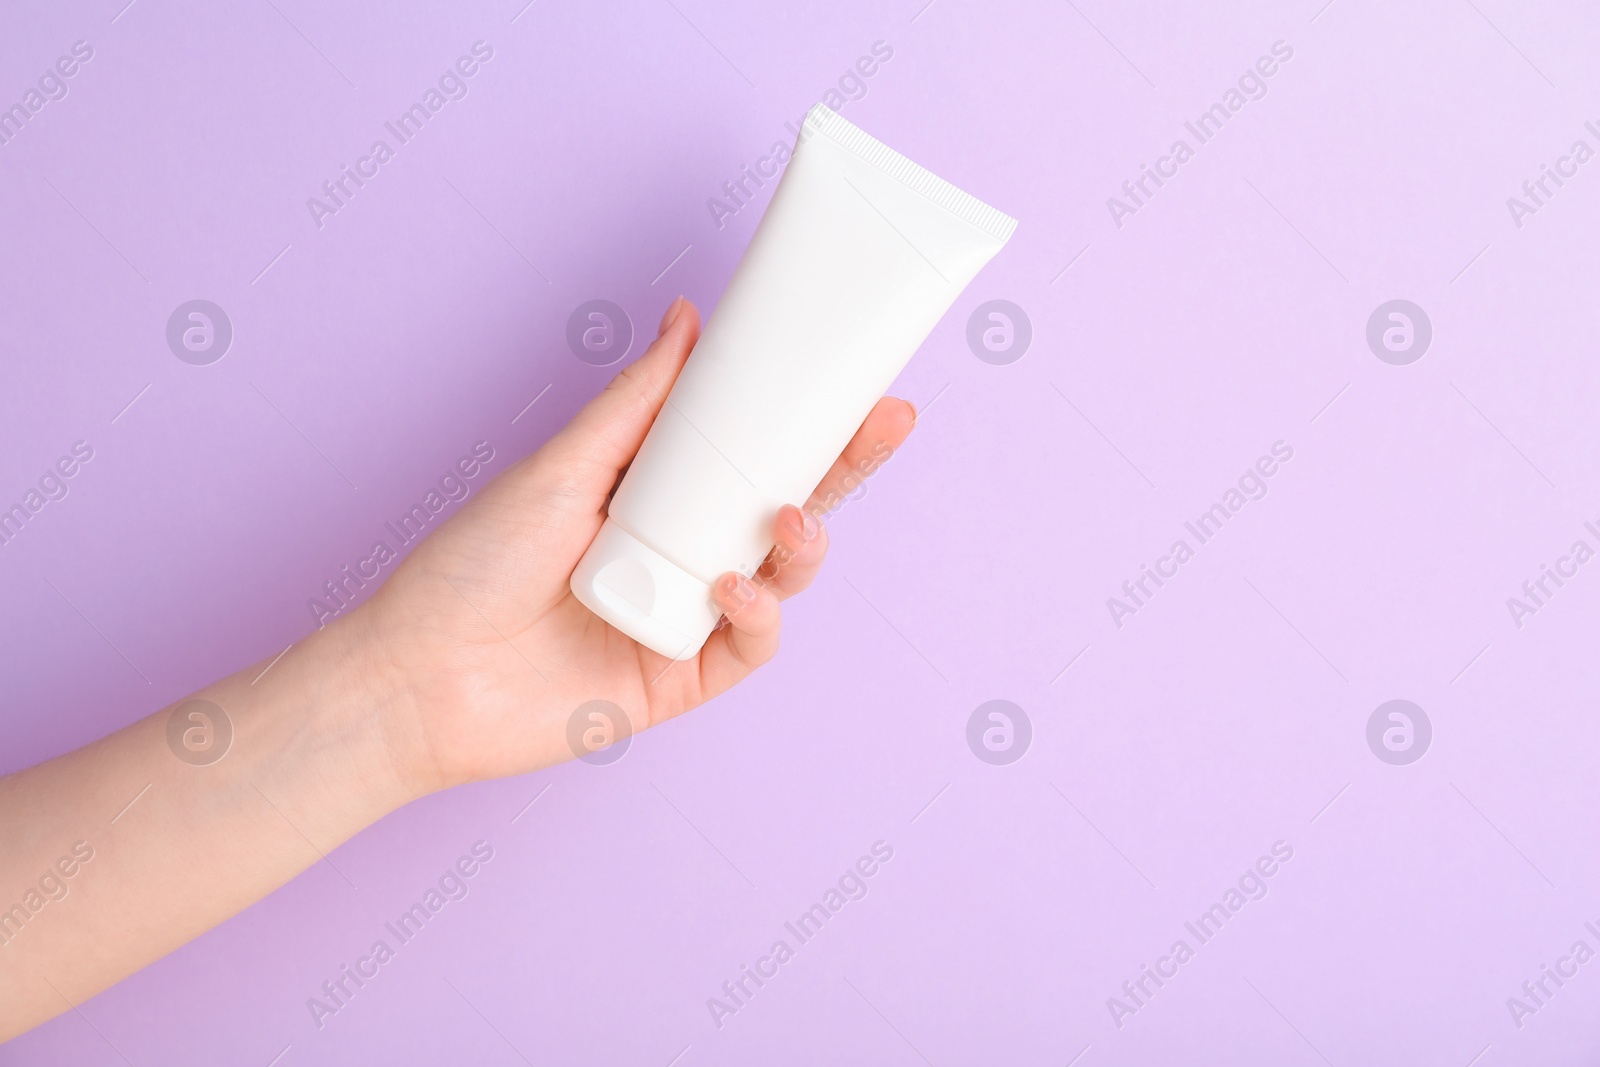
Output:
[
  {"xmin": 805, "ymin": 396, "xmax": 917, "ymax": 515},
  {"xmin": 690, "ymin": 397, "xmax": 915, "ymax": 697},
  {"xmin": 755, "ymin": 396, "xmax": 914, "ymax": 599},
  {"xmin": 755, "ymin": 504, "xmax": 828, "ymax": 601},
  {"xmin": 695, "ymin": 573, "xmax": 781, "ymax": 697},
  {"xmin": 541, "ymin": 297, "xmax": 701, "ymax": 513}
]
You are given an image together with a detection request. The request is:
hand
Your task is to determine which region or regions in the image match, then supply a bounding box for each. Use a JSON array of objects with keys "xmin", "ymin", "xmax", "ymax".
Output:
[{"xmin": 357, "ymin": 296, "xmax": 917, "ymax": 796}]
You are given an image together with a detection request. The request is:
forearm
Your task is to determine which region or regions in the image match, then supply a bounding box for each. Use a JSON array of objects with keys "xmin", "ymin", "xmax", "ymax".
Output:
[{"xmin": 0, "ymin": 609, "xmax": 422, "ymax": 1041}]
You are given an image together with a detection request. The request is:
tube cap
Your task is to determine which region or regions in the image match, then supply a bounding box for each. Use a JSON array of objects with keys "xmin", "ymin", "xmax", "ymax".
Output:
[{"xmin": 569, "ymin": 519, "xmax": 721, "ymax": 660}]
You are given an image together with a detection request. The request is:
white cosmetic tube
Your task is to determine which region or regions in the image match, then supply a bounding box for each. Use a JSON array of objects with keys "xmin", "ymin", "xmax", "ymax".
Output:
[{"xmin": 571, "ymin": 104, "xmax": 1017, "ymax": 659}]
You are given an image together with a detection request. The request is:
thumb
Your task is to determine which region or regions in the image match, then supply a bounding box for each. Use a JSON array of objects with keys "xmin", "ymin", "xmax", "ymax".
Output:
[{"xmin": 543, "ymin": 296, "xmax": 701, "ymax": 513}]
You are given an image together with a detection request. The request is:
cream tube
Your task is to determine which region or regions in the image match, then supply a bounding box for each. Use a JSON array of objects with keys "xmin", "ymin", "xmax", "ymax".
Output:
[{"xmin": 571, "ymin": 103, "xmax": 1017, "ymax": 659}]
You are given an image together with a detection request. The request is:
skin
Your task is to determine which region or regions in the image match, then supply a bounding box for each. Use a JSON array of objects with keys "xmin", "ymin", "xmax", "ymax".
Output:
[{"xmin": 0, "ymin": 296, "xmax": 917, "ymax": 1041}]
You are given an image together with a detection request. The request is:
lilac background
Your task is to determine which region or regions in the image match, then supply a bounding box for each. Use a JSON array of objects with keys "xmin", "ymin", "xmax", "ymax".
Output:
[{"xmin": 4, "ymin": 0, "xmax": 1600, "ymax": 1062}]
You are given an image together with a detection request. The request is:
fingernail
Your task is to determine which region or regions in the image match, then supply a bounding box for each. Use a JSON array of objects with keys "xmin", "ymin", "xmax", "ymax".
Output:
[
  {"xmin": 658, "ymin": 295, "xmax": 685, "ymax": 337},
  {"xmin": 782, "ymin": 508, "xmax": 805, "ymax": 541},
  {"xmin": 722, "ymin": 574, "xmax": 756, "ymax": 609},
  {"xmin": 784, "ymin": 508, "xmax": 819, "ymax": 543}
]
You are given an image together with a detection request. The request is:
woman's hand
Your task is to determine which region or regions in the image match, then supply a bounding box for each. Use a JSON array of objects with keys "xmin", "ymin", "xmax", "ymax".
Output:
[{"xmin": 356, "ymin": 295, "xmax": 917, "ymax": 795}]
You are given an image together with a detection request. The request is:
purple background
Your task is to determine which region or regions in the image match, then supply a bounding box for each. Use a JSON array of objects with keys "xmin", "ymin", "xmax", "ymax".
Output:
[{"xmin": 4, "ymin": 0, "xmax": 1600, "ymax": 1062}]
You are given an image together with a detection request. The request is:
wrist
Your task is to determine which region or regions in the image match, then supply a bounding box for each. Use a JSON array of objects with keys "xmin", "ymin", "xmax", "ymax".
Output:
[
  {"xmin": 204, "ymin": 608, "xmax": 433, "ymax": 845},
  {"xmin": 330, "ymin": 604, "xmax": 446, "ymax": 804}
]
